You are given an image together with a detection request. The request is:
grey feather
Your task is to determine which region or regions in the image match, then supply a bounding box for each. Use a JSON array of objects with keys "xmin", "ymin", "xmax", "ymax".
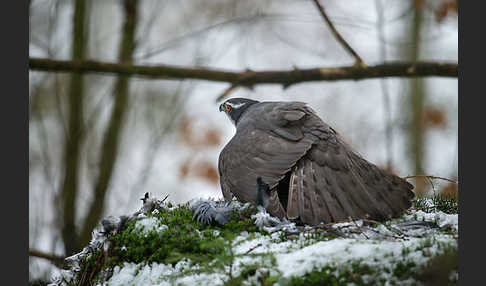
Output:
[
  {"xmin": 218, "ymin": 98, "xmax": 415, "ymax": 225},
  {"xmin": 190, "ymin": 200, "xmax": 233, "ymax": 225}
]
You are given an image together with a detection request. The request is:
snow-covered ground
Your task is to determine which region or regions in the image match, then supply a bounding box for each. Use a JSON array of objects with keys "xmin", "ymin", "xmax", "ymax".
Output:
[
  {"xmin": 103, "ymin": 221, "xmax": 456, "ymax": 285},
  {"xmin": 49, "ymin": 196, "xmax": 458, "ymax": 286}
]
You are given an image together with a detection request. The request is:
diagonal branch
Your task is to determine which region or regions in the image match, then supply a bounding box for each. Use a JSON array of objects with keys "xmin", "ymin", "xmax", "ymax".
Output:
[
  {"xmin": 30, "ymin": 58, "xmax": 458, "ymax": 91},
  {"xmin": 312, "ymin": 0, "xmax": 365, "ymax": 66}
]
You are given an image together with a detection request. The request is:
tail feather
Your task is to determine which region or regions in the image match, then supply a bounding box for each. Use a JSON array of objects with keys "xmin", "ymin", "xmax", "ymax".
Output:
[
  {"xmin": 267, "ymin": 188, "xmax": 286, "ymax": 219},
  {"xmin": 285, "ymin": 145, "xmax": 414, "ymax": 225}
]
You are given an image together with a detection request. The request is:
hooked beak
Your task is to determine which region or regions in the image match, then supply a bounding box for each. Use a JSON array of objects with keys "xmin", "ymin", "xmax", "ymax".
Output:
[{"xmin": 219, "ymin": 103, "xmax": 225, "ymax": 112}]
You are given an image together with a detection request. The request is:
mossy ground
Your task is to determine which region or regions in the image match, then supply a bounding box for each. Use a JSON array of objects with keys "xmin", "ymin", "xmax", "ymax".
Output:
[
  {"xmin": 72, "ymin": 194, "xmax": 458, "ymax": 286},
  {"xmin": 108, "ymin": 204, "xmax": 259, "ymax": 266},
  {"xmin": 280, "ymin": 241, "xmax": 457, "ymax": 286},
  {"xmin": 412, "ymin": 192, "xmax": 458, "ymax": 214}
]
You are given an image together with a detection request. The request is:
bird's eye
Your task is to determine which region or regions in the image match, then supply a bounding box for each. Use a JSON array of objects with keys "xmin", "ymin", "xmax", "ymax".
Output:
[{"xmin": 226, "ymin": 105, "xmax": 232, "ymax": 112}]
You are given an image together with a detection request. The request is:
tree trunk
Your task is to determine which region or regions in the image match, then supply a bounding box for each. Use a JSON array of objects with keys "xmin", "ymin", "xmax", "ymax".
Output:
[
  {"xmin": 60, "ymin": 0, "xmax": 87, "ymax": 255},
  {"xmin": 407, "ymin": 2, "xmax": 426, "ymax": 195},
  {"xmin": 79, "ymin": 0, "xmax": 139, "ymax": 246}
]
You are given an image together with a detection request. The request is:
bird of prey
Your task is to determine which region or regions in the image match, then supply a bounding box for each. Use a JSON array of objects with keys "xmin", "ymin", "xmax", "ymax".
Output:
[{"xmin": 218, "ymin": 98, "xmax": 415, "ymax": 225}]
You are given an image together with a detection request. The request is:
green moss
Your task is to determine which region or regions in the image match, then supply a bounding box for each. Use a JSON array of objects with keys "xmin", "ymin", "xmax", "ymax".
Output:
[
  {"xmin": 68, "ymin": 201, "xmax": 457, "ymax": 286},
  {"xmin": 280, "ymin": 246, "xmax": 456, "ymax": 286},
  {"xmin": 108, "ymin": 204, "xmax": 261, "ymax": 267},
  {"xmin": 224, "ymin": 264, "xmax": 259, "ymax": 286},
  {"xmin": 73, "ymin": 249, "xmax": 105, "ymax": 286},
  {"xmin": 224, "ymin": 263, "xmax": 277, "ymax": 286},
  {"xmin": 431, "ymin": 193, "xmax": 458, "ymax": 214},
  {"xmin": 412, "ymin": 193, "xmax": 458, "ymax": 214},
  {"xmin": 284, "ymin": 264, "xmax": 370, "ymax": 286},
  {"xmin": 392, "ymin": 260, "xmax": 417, "ymax": 280}
]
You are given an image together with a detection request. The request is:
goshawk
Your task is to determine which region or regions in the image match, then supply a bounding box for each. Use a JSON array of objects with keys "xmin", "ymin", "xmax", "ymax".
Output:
[{"xmin": 218, "ymin": 98, "xmax": 414, "ymax": 225}]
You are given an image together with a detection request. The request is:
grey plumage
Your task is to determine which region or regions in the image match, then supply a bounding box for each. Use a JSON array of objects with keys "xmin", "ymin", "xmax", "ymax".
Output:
[
  {"xmin": 218, "ymin": 98, "xmax": 415, "ymax": 225},
  {"xmin": 190, "ymin": 200, "xmax": 234, "ymax": 225}
]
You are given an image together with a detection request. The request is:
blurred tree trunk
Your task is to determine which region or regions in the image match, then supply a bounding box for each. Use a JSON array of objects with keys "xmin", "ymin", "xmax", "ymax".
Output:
[
  {"xmin": 60, "ymin": 0, "xmax": 88, "ymax": 255},
  {"xmin": 407, "ymin": 1, "xmax": 426, "ymax": 195},
  {"xmin": 79, "ymin": 0, "xmax": 139, "ymax": 246}
]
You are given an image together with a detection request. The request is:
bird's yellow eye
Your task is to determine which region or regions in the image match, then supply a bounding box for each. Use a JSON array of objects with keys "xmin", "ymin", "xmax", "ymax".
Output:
[{"xmin": 226, "ymin": 105, "xmax": 232, "ymax": 112}]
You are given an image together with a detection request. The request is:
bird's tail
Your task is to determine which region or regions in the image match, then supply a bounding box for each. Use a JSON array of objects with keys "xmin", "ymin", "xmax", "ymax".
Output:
[{"xmin": 286, "ymin": 149, "xmax": 415, "ymax": 225}]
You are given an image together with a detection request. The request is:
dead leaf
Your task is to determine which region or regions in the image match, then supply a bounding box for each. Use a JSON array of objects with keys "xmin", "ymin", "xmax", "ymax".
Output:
[
  {"xmin": 436, "ymin": 0, "xmax": 458, "ymax": 22},
  {"xmin": 441, "ymin": 181, "xmax": 458, "ymax": 197},
  {"xmin": 422, "ymin": 106, "xmax": 447, "ymax": 128},
  {"xmin": 178, "ymin": 116, "xmax": 222, "ymax": 148}
]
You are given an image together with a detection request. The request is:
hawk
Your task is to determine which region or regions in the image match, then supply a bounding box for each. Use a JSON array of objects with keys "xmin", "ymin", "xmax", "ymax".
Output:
[{"xmin": 218, "ymin": 98, "xmax": 414, "ymax": 225}]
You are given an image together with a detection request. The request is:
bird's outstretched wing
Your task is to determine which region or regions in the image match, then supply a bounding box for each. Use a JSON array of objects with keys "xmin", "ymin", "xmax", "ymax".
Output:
[
  {"xmin": 218, "ymin": 102, "xmax": 319, "ymax": 205},
  {"xmin": 219, "ymin": 101, "xmax": 415, "ymax": 224}
]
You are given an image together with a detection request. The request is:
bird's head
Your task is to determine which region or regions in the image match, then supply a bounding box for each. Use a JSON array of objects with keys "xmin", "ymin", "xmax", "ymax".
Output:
[{"xmin": 219, "ymin": 98, "xmax": 259, "ymax": 125}]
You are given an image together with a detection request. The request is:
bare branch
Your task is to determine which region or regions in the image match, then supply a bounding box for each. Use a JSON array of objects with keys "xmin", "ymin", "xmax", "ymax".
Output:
[
  {"xmin": 30, "ymin": 58, "xmax": 458, "ymax": 95},
  {"xmin": 29, "ymin": 249, "xmax": 66, "ymax": 268},
  {"xmin": 312, "ymin": 0, "xmax": 365, "ymax": 66}
]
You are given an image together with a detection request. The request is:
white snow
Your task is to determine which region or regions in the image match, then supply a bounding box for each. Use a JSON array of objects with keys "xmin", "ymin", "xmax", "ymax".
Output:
[
  {"xmin": 134, "ymin": 217, "xmax": 168, "ymax": 234},
  {"xmin": 51, "ymin": 196, "xmax": 457, "ymax": 286},
  {"xmin": 99, "ymin": 207, "xmax": 457, "ymax": 286},
  {"xmin": 404, "ymin": 210, "xmax": 458, "ymax": 231},
  {"xmin": 104, "ymin": 260, "xmax": 226, "ymax": 286}
]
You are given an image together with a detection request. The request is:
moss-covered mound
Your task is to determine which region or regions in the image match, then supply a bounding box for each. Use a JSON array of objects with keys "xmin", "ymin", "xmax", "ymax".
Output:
[{"xmin": 51, "ymin": 194, "xmax": 458, "ymax": 286}]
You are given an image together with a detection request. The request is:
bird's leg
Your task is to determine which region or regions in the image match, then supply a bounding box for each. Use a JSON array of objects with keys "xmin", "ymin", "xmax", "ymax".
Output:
[
  {"xmin": 256, "ymin": 177, "xmax": 270, "ymax": 211},
  {"xmin": 252, "ymin": 178, "xmax": 299, "ymax": 234}
]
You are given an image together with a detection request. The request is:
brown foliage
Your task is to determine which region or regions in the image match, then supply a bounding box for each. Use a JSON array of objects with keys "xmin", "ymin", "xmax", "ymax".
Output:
[
  {"xmin": 441, "ymin": 181, "xmax": 458, "ymax": 197},
  {"xmin": 178, "ymin": 159, "xmax": 219, "ymax": 184},
  {"xmin": 436, "ymin": 0, "xmax": 458, "ymax": 22},
  {"xmin": 179, "ymin": 116, "xmax": 221, "ymax": 148},
  {"xmin": 413, "ymin": 0, "xmax": 458, "ymax": 23},
  {"xmin": 422, "ymin": 106, "xmax": 446, "ymax": 128},
  {"xmin": 193, "ymin": 161, "xmax": 219, "ymax": 184},
  {"xmin": 178, "ymin": 116, "xmax": 222, "ymax": 185}
]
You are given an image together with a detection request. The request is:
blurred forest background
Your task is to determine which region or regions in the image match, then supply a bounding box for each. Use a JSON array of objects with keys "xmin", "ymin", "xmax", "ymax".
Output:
[{"xmin": 29, "ymin": 0, "xmax": 457, "ymax": 283}]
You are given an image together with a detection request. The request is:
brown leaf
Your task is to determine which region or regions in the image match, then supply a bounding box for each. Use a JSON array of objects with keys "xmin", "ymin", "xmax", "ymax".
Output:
[
  {"xmin": 436, "ymin": 0, "xmax": 458, "ymax": 22},
  {"xmin": 193, "ymin": 161, "xmax": 219, "ymax": 184},
  {"xmin": 422, "ymin": 106, "xmax": 447, "ymax": 128},
  {"xmin": 178, "ymin": 116, "xmax": 222, "ymax": 148},
  {"xmin": 178, "ymin": 159, "xmax": 219, "ymax": 185},
  {"xmin": 204, "ymin": 129, "xmax": 222, "ymax": 147},
  {"xmin": 441, "ymin": 181, "xmax": 458, "ymax": 197},
  {"xmin": 179, "ymin": 161, "xmax": 190, "ymax": 179}
]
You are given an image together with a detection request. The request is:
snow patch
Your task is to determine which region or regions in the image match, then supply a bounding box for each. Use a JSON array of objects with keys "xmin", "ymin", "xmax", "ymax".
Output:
[{"xmin": 134, "ymin": 217, "xmax": 168, "ymax": 234}]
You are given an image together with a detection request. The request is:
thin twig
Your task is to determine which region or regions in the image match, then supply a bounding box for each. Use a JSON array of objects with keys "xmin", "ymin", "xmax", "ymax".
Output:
[
  {"xmin": 361, "ymin": 225, "xmax": 407, "ymax": 241},
  {"xmin": 426, "ymin": 176, "xmax": 436, "ymax": 193},
  {"xmin": 312, "ymin": 0, "xmax": 365, "ymax": 66},
  {"xmin": 403, "ymin": 175, "xmax": 458, "ymax": 184},
  {"xmin": 360, "ymin": 218, "xmax": 406, "ymax": 237},
  {"xmin": 161, "ymin": 194, "xmax": 170, "ymax": 203},
  {"xmin": 245, "ymin": 243, "xmax": 263, "ymax": 254},
  {"xmin": 350, "ymin": 219, "xmax": 369, "ymax": 239}
]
